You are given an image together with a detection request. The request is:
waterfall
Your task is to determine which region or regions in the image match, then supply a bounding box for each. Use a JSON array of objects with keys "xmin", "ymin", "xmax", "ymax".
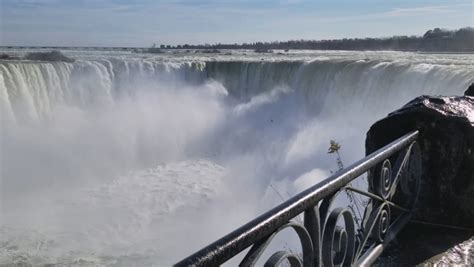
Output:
[
  {"xmin": 2, "ymin": 58, "xmax": 472, "ymax": 124},
  {"xmin": 1, "ymin": 52, "xmax": 473, "ymax": 266}
]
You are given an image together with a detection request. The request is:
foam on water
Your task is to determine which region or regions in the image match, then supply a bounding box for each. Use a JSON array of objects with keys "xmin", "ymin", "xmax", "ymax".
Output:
[{"xmin": 1, "ymin": 160, "xmax": 227, "ymax": 266}]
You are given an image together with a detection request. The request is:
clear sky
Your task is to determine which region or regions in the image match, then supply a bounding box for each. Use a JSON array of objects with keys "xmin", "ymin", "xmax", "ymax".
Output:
[{"xmin": 1, "ymin": 0, "xmax": 472, "ymax": 47}]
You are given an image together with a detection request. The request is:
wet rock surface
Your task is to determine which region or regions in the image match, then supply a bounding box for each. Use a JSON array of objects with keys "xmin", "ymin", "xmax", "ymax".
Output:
[
  {"xmin": 366, "ymin": 88, "xmax": 474, "ymax": 228},
  {"xmin": 466, "ymin": 83, "xmax": 474, "ymax": 97},
  {"xmin": 366, "ymin": 84, "xmax": 474, "ymax": 264},
  {"xmin": 24, "ymin": 50, "xmax": 75, "ymax": 62},
  {"xmin": 422, "ymin": 236, "xmax": 474, "ymax": 266},
  {"xmin": 378, "ymin": 222, "xmax": 474, "ymax": 266},
  {"xmin": 0, "ymin": 53, "xmax": 21, "ymax": 60}
]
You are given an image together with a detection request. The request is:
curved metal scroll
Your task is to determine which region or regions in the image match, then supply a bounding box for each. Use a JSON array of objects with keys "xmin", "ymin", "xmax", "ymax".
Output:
[
  {"xmin": 240, "ymin": 222, "xmax": 314, "ymax": 267},
  {"xmin": 236, "ymin": 142, "xmax": 421, "ymax": 266}
]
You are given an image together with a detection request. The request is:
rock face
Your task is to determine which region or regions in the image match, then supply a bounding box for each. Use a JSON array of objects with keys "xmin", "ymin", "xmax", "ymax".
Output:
[
  {"xmin": 466, "ymin": 83, "xmax": 474, "ymax": 96},
  {"xmin": 366, "ymin": 85, "xmax": 474, "ymax": 228},
  {"xmin": 24, "ymin": 50, "xmax": 75, "ymax": 63},
  {"xmin": 0, "ymin": 53, "xmax": 21, "ymax": 60}
]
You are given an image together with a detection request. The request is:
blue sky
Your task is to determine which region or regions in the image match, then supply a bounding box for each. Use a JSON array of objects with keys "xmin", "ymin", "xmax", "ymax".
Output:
[{"xmin": 0, "ymin": 0, "xmax": 472, "ymax": 47}]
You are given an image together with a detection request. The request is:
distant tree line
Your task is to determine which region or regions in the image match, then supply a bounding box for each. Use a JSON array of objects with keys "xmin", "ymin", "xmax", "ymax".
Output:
[{"xmin": 160, "ymin": 27, "xmax": 474, "ymax": 52}]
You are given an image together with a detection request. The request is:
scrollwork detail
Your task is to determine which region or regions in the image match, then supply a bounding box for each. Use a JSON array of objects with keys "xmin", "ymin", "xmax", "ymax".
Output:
[
  {"xmin": 240, "ymin": 222, "xmax": 314, "ymax": 267},
  {"xmin": 374, "ymin": 159, "xmax": 392, "ymax": 200},
  {"xmin": 238, "ymin": 140, "xmax": 421, "ymax": 267},
  {"xmin": 265, "ymin": 251, "xmax": 303, "ymax": 267},
  {"xmin": 322, "ymin": 208, "xmax": 356, "ymax": 267}
]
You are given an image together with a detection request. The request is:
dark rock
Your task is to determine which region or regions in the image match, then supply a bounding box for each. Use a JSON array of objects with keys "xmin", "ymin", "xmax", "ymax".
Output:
[
  {"xmin": 254, "ymin": 48, "xmax": 273, "ymax": 53},
  {"xmin": 201, "ymin": 49, "xmax": 221, "ymax": 54},
  {"xmin": 24, "ymin": 50, "xmax": 75, "ymax": 63},
  {"xmin": 465, "ymin": 83, "xmax": 474, "ymax": 96},
  {"xmin": 366, "ymin": 90, "xmax": 474, "ymax": 228},
  {"xmin": 381, "ymin": 222, "xmax": 473, "ymax": 265},
  {"xmin": 146, "ymin": 47, "xmax": 164, "ymax": 54},
  {"xmin": 0, "ymin": 53, "xmax": 21, "ymax": 60}
]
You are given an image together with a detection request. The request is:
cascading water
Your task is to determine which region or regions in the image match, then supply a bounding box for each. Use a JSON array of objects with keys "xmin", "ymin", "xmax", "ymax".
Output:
[{"xmin": 1, "ymin": 50, "xmax": 473, "ymax": 266}]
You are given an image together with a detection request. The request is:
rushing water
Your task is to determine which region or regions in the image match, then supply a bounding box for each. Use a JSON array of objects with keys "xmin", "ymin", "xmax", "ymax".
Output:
[{"xmin": 1, "ymin": 49, "xmax": 473, "ymax": 266}]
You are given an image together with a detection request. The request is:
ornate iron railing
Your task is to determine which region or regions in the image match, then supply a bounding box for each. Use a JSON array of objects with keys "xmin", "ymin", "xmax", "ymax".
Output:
[{"xmin": 175, "ymin": 131, "xmax": 421, "ymax": 267}]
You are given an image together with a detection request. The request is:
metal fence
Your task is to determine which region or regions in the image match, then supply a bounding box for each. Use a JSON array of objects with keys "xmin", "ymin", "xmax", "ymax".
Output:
[{"xmin": 175, "ymin": 131, "xmax": 421, "ymax": 267}]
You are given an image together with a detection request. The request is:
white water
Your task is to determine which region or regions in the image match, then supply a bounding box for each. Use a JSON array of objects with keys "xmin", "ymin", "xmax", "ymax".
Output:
[{"xmin": 1, "ymin": 50, "xmax": 473, "ymax": 266}]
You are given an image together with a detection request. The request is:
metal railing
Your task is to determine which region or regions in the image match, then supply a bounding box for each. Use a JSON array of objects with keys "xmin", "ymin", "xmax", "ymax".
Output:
[{"xmin": 175, "ymin": 131, "xmax": 421, "ymax": 267}]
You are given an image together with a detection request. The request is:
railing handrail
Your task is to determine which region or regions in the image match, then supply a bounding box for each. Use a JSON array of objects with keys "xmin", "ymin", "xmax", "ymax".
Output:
[{"xmin": 175, "ymin": 130, "xmax": 419, "ymax": 267}]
